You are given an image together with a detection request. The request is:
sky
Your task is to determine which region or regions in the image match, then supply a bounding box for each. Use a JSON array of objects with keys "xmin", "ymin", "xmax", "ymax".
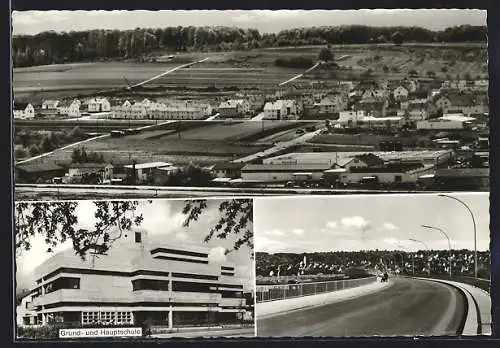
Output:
[
  {"xmin": 16, "ymin": 199, "xmax": 254, "ymax": 292},
  {"xmin": 12, "ymin": 9, "xmax": 487, "ymax": 36},
  {"xmin": 254, "ymin": 193, "xmax": 489, "ymax": 254}
]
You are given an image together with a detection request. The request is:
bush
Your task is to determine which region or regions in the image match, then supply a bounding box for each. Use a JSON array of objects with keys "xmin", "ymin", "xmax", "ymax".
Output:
[
  {"xmin": 17, "ymin": 322, "xmax": 151, "ymax": 340},
  {"xmin": 274, "ymin": 56, "xmax": 314, "ymax": 69},
  {"xmin": 14, "ymin": 145, "xmax": 28, "ymax": 159}
]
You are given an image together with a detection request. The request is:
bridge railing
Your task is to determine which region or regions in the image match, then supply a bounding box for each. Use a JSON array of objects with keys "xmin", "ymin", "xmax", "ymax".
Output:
[{"xmin": 256, "ymin": 276, "xmax": 377, "ymax": 303}]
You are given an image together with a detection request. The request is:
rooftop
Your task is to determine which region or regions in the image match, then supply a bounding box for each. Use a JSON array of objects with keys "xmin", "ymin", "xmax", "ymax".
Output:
[
  {"xmin": 243, "ymin": 163, "xmax": 332, "ymax": 171},
  {"xmin": 124, "ymin": 162, "xmax": 173, "ymax": 170},
  {"xmin": 435, "ymin": 168, "xmax": 489, "ymax": 177},
  {"xmin": 16, "ymin": 162, "xmax": 65, "ymax": 173}
]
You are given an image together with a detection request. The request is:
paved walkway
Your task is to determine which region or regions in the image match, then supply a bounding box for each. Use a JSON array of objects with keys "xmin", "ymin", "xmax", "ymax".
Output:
[
  {"xmin": 414, "ymin": 277, "xmax": 491, "ymax": 335},
  {"xmin": 233, "ymin": 129, "xmax": 323, "ymax": 163},
  {"xmin": 256, "ymin": 279, "xmax": 392, "ymax": 320}
]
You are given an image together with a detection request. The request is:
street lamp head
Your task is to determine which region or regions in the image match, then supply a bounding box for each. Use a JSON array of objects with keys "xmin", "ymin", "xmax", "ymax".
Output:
[{"xmin": 421, "ymin": 224, "xmax": 432, "ymax": 229}]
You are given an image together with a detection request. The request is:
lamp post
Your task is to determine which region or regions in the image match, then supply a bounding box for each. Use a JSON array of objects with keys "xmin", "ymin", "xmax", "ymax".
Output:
[
  {"xmin": 409, "ymin": 238, "xmax": 431, "ymax": 276},
  {"xmin": 422, "ymin": 225, "xmax": 452, "ymax": 277},
  {"xmin": 397, "ymin": 243, "xmax": 413, "ymax": 276},
  {"xmin": 438, "ymin": 194, "xmax": 477, "ymax": 278}
]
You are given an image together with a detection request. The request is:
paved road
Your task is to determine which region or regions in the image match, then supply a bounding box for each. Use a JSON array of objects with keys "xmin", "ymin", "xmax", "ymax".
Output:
[
  {"xmin": 233, "ymin": 129, "xmax": 323, "ymax": 163},
  {"xmin": 257, "ymin": 278, "xmax": 466, "ymax": 337}
]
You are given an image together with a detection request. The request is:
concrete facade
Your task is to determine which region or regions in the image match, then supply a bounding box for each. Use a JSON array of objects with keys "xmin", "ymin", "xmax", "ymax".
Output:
[{"xmin": 19, "ymin": 231, "xmax": 248, "ymax": 328}]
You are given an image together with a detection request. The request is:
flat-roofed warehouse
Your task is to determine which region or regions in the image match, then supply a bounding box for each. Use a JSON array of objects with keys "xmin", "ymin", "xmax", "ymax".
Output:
[
  {"xmin": 262, "ymin": 150, "xmax": 455, "ymax": 167},
  {"xmin": 19, "ymin": 230, "xmax": 248, "ymax": 328}
]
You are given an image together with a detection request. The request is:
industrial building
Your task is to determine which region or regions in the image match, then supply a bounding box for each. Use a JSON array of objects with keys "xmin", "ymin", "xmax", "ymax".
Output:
[
  {"xmin": 263, "ymin": 150, "xmax": 455, "ymax": 167},
  {"xmin": 18, "ymin": 230, "xmax": 249, "ymax": 328}
]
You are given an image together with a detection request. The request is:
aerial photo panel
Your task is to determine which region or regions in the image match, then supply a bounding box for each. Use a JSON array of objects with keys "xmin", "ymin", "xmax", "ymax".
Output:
[{"xmin": 12, "ymin": 9, "xmax": 489, "ymax": 201}]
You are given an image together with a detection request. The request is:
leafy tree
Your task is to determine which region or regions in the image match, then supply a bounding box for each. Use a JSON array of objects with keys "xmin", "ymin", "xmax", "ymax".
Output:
[
  {"xmin": 318, "ymin": 47, "xmax": 334, "ymax": 62},
  {"xmin": 383, "ymin": 65, "xmax": 389, "ymax": 73},
  {"xmin": 15, "ymin": 199, "xmax": 253, "ymax": 259},
  {"xmin": 39, "ymin": 136, "xmax": 54, "ymax": 153},
  {"xmin": 16, "ymin": 288, "xmax": 31, "ymax": 305},
  {"xmin": 391, "ymin": 31, "xmax": 404, "ymax": 45},
  {"xmin": 182, "ymin": 199, "xmax": 253, "ymax": 255},
  {"xmin": 408, "ymin": 69, "xmax": 419, "ymax": 77},
  {"xmin": 14, "ymin": 146, "xmax": 28, "ymax": 159},
  {"xmin": 28, "ymin": 145, "xmax": 39, "ymax": 156},
  {"xmin": 15, "ymin": 201, "xmax": 144, "ymax": 259},
  {"xmin": 426, "ymin": 70, "xmax": 436, "ymax": 78}
]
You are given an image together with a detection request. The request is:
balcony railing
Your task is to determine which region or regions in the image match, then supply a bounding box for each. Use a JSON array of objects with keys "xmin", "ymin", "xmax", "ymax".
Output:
[{"xmin": 256, "ymin": 276, "xmax": 377, "ymax": 303}]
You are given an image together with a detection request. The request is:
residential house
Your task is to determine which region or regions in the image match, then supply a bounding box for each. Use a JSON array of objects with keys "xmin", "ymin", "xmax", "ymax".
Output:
[
  {"xmin": 124, "ymin": 162, "xmax": 173, "ymax": 183},
  {"xmin": 403, "ymin": 79, "xmax": 419, "ymax": 93},
  {"xmin": 13, "ymin": 102, "xmax": 35, "ymax": 119},
  {"xmin": 211, "ymin": 162, "xmax": 246, "ymax": 179},
  {"xmin": 397, "ymin": 108, "xmax": 428, "ymax": 121},
  {"xmin": 337, "ymin": 111, "xmax": 403, "ymax": 129},
  {"xmin": 67, "ymin": 163, "xmax": 113, "ymax": 183},
  {"xmin": 87, "ymin": 97, "xmax": 111, "ymax": 113},
  {"xmin": 41, "ymin": 100, "xmax": 60, "ymax": 110},
  {"xmin": 355, "ymin": 97, "xmax": 388, "ymax": 117},
  {"xmin": 58, "ymin": 99, "xmax": 81, "ymax": 118},
  {"xmin": 263, "ymin": 100, "xmax": 299, "ymax": 120},
  {"xmin": 312, "ymin": 95, "xmax": 347, "ymax": 115},
  {"xmin": 393, "ymin": 86, "xmax": 409, "ymax": 101},
  {"xmin": 339, "ymin": 81, "xmax": 355, "ymax": 92},
  {"xmin": 218, "ymin": 99, "xmax": 251, "ymax": 118},
  {"xmin": 148, "ymin": 102, "xmax": 210, "ymax": 120}
]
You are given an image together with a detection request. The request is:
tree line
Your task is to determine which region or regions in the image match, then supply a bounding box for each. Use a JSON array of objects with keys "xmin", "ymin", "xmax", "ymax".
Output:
[{"xmin": 12, "ymin": 25, "xmax": 486, "ymax": 67}]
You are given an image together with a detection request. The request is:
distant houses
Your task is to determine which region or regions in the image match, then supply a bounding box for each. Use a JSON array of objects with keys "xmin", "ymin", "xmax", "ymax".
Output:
[
  {"xmin": 218, "ymin": 99, "xmax": 251, "ymax": 118},
  {"xmin": 111, "ymin": 99, "xmax": 212, "ymax": 120},
  {"xmin": 88, "ymin": 97, "xmax": 111, "ymax": 113},
  {"xmin": 58, "ymin": 99, "xmax": 82, "ymax": 118},
  {"xmin": 263, "ymin": 100, "xmax": 300, "ymax": 120},
  {"xmin": 13, "ymin": 102, "xmax": 35, "ymax": 119}
]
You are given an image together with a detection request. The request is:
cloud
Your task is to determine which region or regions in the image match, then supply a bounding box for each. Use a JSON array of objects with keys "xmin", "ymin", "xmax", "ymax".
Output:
[
  {"xmin": 341, "ymin": 216, "xmax": 371, "ymax": 231},
  {"xmin": 383, "ymin": 237, "xmax": 399, "ymax": 246},
  {"xmin": 381, "ymin": 222, "xmax": 399, "ymax": 231},
  {"xmin": 325, "ymin": 221, "xmax": 338, "ymax": 229},
  {"xmin": 175, "ymin": 231, "xmax": 190, "ymax": 242},
  {"xmin": 262, "ymin": 229, "xmax": 284, "ymax": 237},
  {"xmin": 292, "ymin": 228, "xmax": 305, "ymax": 236},
  {"xmin": 208, "ymin": 246, "xmax": 227, "ymax": 263}
]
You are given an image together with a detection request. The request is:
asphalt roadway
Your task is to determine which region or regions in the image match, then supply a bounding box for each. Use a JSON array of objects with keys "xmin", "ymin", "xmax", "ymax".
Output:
[{"xmin": 257, "ymin": 277, "xmax": 466, "ymax": 337}]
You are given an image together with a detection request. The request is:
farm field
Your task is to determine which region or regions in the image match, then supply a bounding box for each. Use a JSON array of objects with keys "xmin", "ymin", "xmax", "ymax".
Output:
[
  {"xmin": 13, "ymin": 44, "xmax": 487, "ymax": 102},
  {"xmin": 308, "ymin": 133, "xmax": 434, "ymax": 147},
  {"xmin": 33, "ymin": 120, "xmax": 306, "ymax": 166}
]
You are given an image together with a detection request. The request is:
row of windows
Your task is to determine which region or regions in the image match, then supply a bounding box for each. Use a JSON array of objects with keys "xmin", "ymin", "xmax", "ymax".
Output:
[
  {"xmin": 82, "ymin": 311, "xmax": 133, "ymax": 325},
  {"xmin": 44, "ymin": 277, "xmax": 80, "ymax": 294},
  {"xmin": 132, "ymin": 279, "xmax": 240, "ymax": 293}
]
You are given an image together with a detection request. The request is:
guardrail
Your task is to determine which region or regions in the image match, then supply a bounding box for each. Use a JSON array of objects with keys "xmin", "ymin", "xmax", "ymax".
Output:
[
  {"xmin": 256, "ymin": 276, "xmax": 377, "ymax": 303},
  {"xmin": 15, "ymin": 184, "xmax": 440, "ymax": 196}
]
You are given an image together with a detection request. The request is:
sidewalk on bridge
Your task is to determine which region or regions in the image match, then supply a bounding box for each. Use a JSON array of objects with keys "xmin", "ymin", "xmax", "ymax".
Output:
[
  {"xmin": 418, "ymin": 278, "xmax": 491, "ymax": 335},
  {"xmin": 256, "ymin": 279, "xmax": 393, "ymax": 320}
]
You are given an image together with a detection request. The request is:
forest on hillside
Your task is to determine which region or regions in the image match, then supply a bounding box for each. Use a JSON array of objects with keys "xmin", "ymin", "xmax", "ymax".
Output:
[{"xmin": 12, "ymin": 25, "xmax": 487, "ymax": 67}]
